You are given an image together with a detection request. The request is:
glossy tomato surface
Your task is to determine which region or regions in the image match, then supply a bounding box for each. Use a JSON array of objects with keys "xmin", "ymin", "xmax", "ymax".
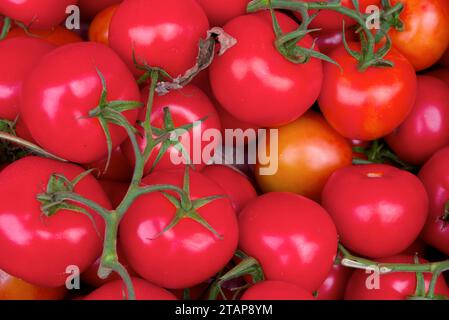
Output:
[
  {"xmin": 88, "ymin": 4, "xmax": 118, "ymax": 46},
  {"xmin": 322, "ymin": 164, "xmax": 428, "ymax": 258},
  {"xmin": 196, "ymin": 0, "xmax": 248, "ymax": 26},
  {"xmin": 210, "ymin": 12, "xmax": 323, "ymax": 127},
  {"xmin": 78, "ymin": 0, "xmax": 122, "ymax": 19},
  {"xmin": 241, "ymin": 281, "xmax": 313, "ymax": 300},
  {"xmin": 0, "ymin": 156, "xmax": 110, "ymax": 287},
  {"xmin": 316, "ymin": 264, "xmax": 353, "ymax": 300},
  {"xmin": 6, "ymin": 26, "xmax": 82, "ymax": 46},
  {"xmin": 386, "ymin": 76, "xmax": 449, "ymax": 165},
  {"xmin": 20, "ymin": 42, "xmax": 140, "ymax": 164},
  {"xmin": 0, "ymin": 38, "xmax": 54, "ymax": 120},
  {"xmin": 255, "ymin": 111, "xmax": 353, "ymax": 202},
  {"xmin": 120, "ymin": 169, "xmax": 239, "ymax": 289},
  {"xmin": 239, "ymin": 192, "xmax": 338, "ymax": 292},
  {"xmin": 109, "ymin": 0, "xmax": 209, "ymax": 77},
  {"xmin": 390, "ymin": 0, "xmax": 449, "ymax": 71},
  {"xmin": 319, "ymin": 43, "xmax": 417, "ymax": 140}
]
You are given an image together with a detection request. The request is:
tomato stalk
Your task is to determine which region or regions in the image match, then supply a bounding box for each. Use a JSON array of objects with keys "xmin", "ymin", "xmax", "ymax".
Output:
[{"xmin": 0, "ymin": 16, "xmax": 11, "ymax": 40}]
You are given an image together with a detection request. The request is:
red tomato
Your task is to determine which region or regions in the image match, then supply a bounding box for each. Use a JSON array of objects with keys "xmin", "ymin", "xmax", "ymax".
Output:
[
  {"xmin": 322, "ymin": 164, "xmax": 428, "ymax": 258},
  {"xmin": 316, "ymin": 264, "xmax": 353, "ymax": 300},
  {"xmin": 83, "ymin": 278, "xmax": 177, "ymax": 300},
  {"xmin": 239, "ymin": 192, "xmax": 338, "ymax": 292},
  {"xmin": 386, "ymin": 76, "xmax": 449, "ymax": 165},
  {"xmin": 78, "ymin": 0, "xmax": 122, "ymax": 20},
  {"xmin": 314, "ymin": 28, "xmax": 356, "ymax": 56},
  {"xmin": 0, "ymin": 269, "xmax": 66, "ymax": 300},
  {"xmin": 440, "ymin": 48, "xmax": 449, "ymax": 67},
  {"xmin": 426, "ymin": 67, "xmax": 449, "ymax": 87},
  {"xmin": 418, "ymin": 147, "xmax": 449, "ymax": 256},
  {"xmin": 319, "ymin": 43, "xmax": 417, "ymax": 140},
  {"xmin": 210, "ymin": 12, "xmax": 323, "ymax": 127},
  {"xmin": 88, "ymin": 4, "xmax": 118, "ymax": 46},
  {"xmin": 171, "ymin": 282, "xmax": 210, "ymax": 300},
  {"xmin": 0, "ymin": 0, "xmax": 78, "ymax": 29},
  {"xmin": 403, "ymin": 239, "xmax": 427, "ymax": 256},
  {"xmin": 87, "ymin": 147, "xmax": 133, "ymax": 182},
  {"xmin": 109, "ymin": 0, "xmax": 209, "ymax": 78},
  {"xmin": 255, "ymin": 111, "xmax": 353, "ymax": 202},
  {"xmin": 196, "ymin": 0, "xmax": 248, "ymax": 26},
  {"xmin": 122, "ymin": 85, "xmax": 221, "ymax": 174},
  {"xmin": 120, "ymin": 169, "xmax": 239, "ymax": 289},
  {"xmin": 241, "ymin": 281, "xmax": 313, "ymax": 300},
  {"xmin": 390, "ymin": 0, "xmax": 449, "ymax": 71},
  {"xmin": 6, "ymin": 26, "xmax": 82, "ymax": 46},
  {"xmin": 20, "ymin": 42, "xmax": 140, "ymax": 164},
  {"xmin": 345, "ymin": 255, "xmax": 449, "ymax": 300},
  {"xmin": 0, "ymin": 156, "xmax": 110, "ymax": 287},
  {"xmin": 201, "ymin": 164, "xmax": 257, "ymax": 214},
  {"xmin": 14, "ymin": 117, "xmax": 35, "ymax": 143},
  {"xmin": 0, "ymin": 38, "xmax": 54, "ymax": 120},
  {"xmin": 98, "ymin": 180, "xmax": 128, "ymax": 208}
]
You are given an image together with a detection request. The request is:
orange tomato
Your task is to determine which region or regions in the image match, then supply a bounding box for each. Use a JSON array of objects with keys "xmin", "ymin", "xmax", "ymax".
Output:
[
  {"xmin": 0, "ymin": 269, "xmax": 66, "ymax": 300},
  {"xmin": 255, "ymin": 111, "xmax": 353, "ymax": 202},
  {"xmin": 6, "ymin": 25, "xmax": 82, "ymax": 46},
  {"xmin": 390, "ymin": 0, "xmax": 449, "ymax": 71},
  {"xmin": 88, "ymin": 4, "xmax": 119, "ymax": 46}
]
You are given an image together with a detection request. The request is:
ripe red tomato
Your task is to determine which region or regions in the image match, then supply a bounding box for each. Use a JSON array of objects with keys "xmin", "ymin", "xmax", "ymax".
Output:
[
  {"xmin": 88, "ymin": 4, "xmax": 118, "ymax": 46},
  {"xmin": 241, "ymin": 281, "xmax": 314, "ymax": 300},
  {"xmin": 386, "ymin": 76, "xmax": 449, "ymax": 165},
  {"xmin": 322, "ymin": 164, "xmax": 428, "ymax": 258},
  {"xmin": 6, "ymin": 26, "xmax": 82, "ymax": 46},
  {"xmin": 316, "ymin": 264, "xmax": 353, "ymax": 300},
  {"xmin": 418, "ymin": 147, "xmax": 449, "ymax": 256},
  {"xmin": 0, "ymin": 0, "xmax": 78, "ymax": 29},
  {"xmin": 319, "ymin": 43, "xmax": 417, "ymax": 140},
  {"xmin": 255, "ymin": 111, "xmax": 353, "ymax": 202},
  {"xmin": 120, "ymin": 169, "xmax": 239, "ymax": 289},
  {"xmin": 0, "ymin": 156, "xmax": 110, "ymax": 287},
  {"xmin": 239, "ymin": 192, "xmax": 338, "ymax": 292},
  {"xmin": 210, "ymin": 12, "xmax": 323, "ymax": 127},
  {"xmin": 78, "ymin": 0, "xmax": 122, "ymax": 20},
  {"xmin": 87, "ymin": 147, "xmax": 133, "ymax": 183},
  {"xmin": 440, "ymin": 48, "xmax": 449, "ymax": 67},
  {"xmin": 201, "ymin": 165, "xmax": 257, "ymax": 214},
  {"xmin": 0, "ymin": 269, "xmax": 66, "ymax": 300},
  {"xmin": 426, "ymin": 67, "xmax": 449, "ymax": 87},
  {"xmin": 345, "ymin": 255, "xmax": 449, "ymax": 300},
  {"xmin": 83, "ymin": 278, "xmax": 177, "ymax": 300},
  {"xmin": 0, "ymin": 38, "xmax": 54, "ymax": 121},
  {"xmin": 390, "ymin": 0, "xmax": 449, "ymax": 71},
  {"xmin": 109, "ymin": 0, "xmax": 209, "ymax": 78},
  {"xmin": 98, "ymin": 180, "xmax": 128, "ymax": 208},
  {"xmin": 196, "ymin": 0, "xmax": 248, "ymax": 26},
  {"xmin": 314, "ymin": 28, "xmax": 356, "ymax": 56},
  {"xmin": 14, "ymin": 117, "xmax": 35, "ymax": 143},
  {"xmin": 20, "ymin": 42, "xmax": 140, "ymax": 164},
  {"xmin": 122, "ymin": 85, "xmax": 221, "ymax": 174}
]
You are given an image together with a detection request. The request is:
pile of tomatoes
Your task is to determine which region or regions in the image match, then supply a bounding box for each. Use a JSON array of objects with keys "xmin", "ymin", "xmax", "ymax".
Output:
[{"xmin": 1, "ymin": 0, "xmax": 449, "ymax": 301}]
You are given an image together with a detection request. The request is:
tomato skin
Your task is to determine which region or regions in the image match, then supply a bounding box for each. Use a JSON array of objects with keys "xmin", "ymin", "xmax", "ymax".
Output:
[
  {"xmin": 385, "ymin": 76, "xmax": 449, "ymax": 165},
  {"xmin": 0, "ymin": 156, "xmax": 110, "ymax": 287},
  {"xmin": 255, "ymin": 111, "xmax": 353, "ymax": 202},
  {"xmin": 0, "ymin": 269, "xmax": 66, "ymax": 300},
  {"xmin": 120, "ymin": 169, "xmax": 239, "ymax": 289},
  {"xmin": 6, "ymin": 26, "xmax": 82, "ymax": 46},
  {"xmin": 0, "ymin": 0, "xmax": 78, "ymax": 29},
  {"xmin": 345, "ymin": 256, "xmax": 449, "ymax": 300},
  {"xmin": 78, "ymin": 0, "xmax": 122, "ymax": 20},
  {"xmin": 241, "ymin": 281, "xmax": 314, "ymax": 300},
  {"xmin": 440, "ymin": 48, "xmax": 449, "ymax": 67},
  {"xmin": 390, "ymin": 0, "xmax": 449, "ymax": 71},
  {"xmin": 314, "ymin": 29, "xmax": 356, "ymax": 56},
  {"xmin": 210, "ymin": 13, "xmax": 323, "ymax": 127},
  {"xmin": 98, "ymin": 180, "xmax": 128, "ymax": 208},
  {"xmin": 418, "ymin": 147, "xmax": 449, "ymax": 255},
  {"xmin": 109, "ymin": 0, "xmax": 209, "ymax": 78},
  {"xmin": 322, "ymin": 164, "xmax": 428, "ymax": 259},
  {"xmin": 196, "ymin": 0, "xmax": 248, "ymax": 27},
  {"xmin": 316, "ymin": 264, "xmax": 353, "ymax": 300},
  {"xmin": 201, "ymin": 165, "xmax": 257, "ymax": 214},
  {"xmin": 319, "ymin": 43, "xmax": 417, "ymax": 140},
  {"xmin": 0, "ymin": 38, "xmax": 55, "ymax": 121},
  {"xmin": 88, "ymin": 4, "xmax": 118, "ymax": 46},
  {"xmin": 239, "ymin": 192, "xmax": 338, "ymax": 292},
  {"xmin": 122, "ymin": 85, "xmax": 221, "ymax": 174},
  {"xmin": 87, "ymin": 147, "xmax": 133, "ymax": 183},
  {"xmin": 20, "ymin": 42, "xmax": 140, "ymax": 164},
  {"xmin": 426, "ymin": 67, "xmax": 449, "ymax": 87},
  {"xmin": 83, "ymin": 278, "xmax": 177, "ymax": 300}
]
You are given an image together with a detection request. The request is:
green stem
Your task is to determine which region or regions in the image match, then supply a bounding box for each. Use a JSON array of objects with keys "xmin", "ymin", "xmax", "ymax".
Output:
[{"xmin": 0, "ymin": 17, "xmax": 11, "ymax": 40}]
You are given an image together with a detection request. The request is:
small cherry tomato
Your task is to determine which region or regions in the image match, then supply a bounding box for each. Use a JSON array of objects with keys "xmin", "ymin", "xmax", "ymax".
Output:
[
  {"xmin": 6, "ymin": 26, "xmax": 82, "ymax": 46},
  {"xmin": 241, "ymin": 281, "xmax": 314, "ymax": 300},
  {"xmin": 196, "ymin": 0, "xmax": 249, "ymax": 26},
  {"xmin": 322, "ymin": 164, "xmax": 429, "ymax": 258},
  {"xmin": 316, "ymin": 264, "xmax": 353, "ymax": 300},
  {"xmin": 88, "ymin": 4, "xmax": 118, "ymax": 46}
]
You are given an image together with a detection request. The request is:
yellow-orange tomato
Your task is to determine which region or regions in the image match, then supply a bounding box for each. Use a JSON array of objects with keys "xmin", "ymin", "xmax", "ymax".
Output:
[
  {"xmin": 6, "ymin": 26, "xmax": 82, "ymax": 46},
  {"xmin": 88, "ymin": 4, "xmax": 119, "ymax": 46},
  {"xmin": 0, "ymin": 269, "xmax": 66, "ymax": 300},
  {"xmin": 390, "ymin": 0, "xmax": 449, "ymax": 71},
  {"xmin": 255, "ymin": 111, "xmax": 353, "ymax": 202}
]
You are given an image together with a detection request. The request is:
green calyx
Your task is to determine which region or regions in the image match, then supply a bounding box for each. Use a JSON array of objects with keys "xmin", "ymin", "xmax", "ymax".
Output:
[{"xmin": 151, "ymin": 167, "xmax": 224, "ymax": 240}]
